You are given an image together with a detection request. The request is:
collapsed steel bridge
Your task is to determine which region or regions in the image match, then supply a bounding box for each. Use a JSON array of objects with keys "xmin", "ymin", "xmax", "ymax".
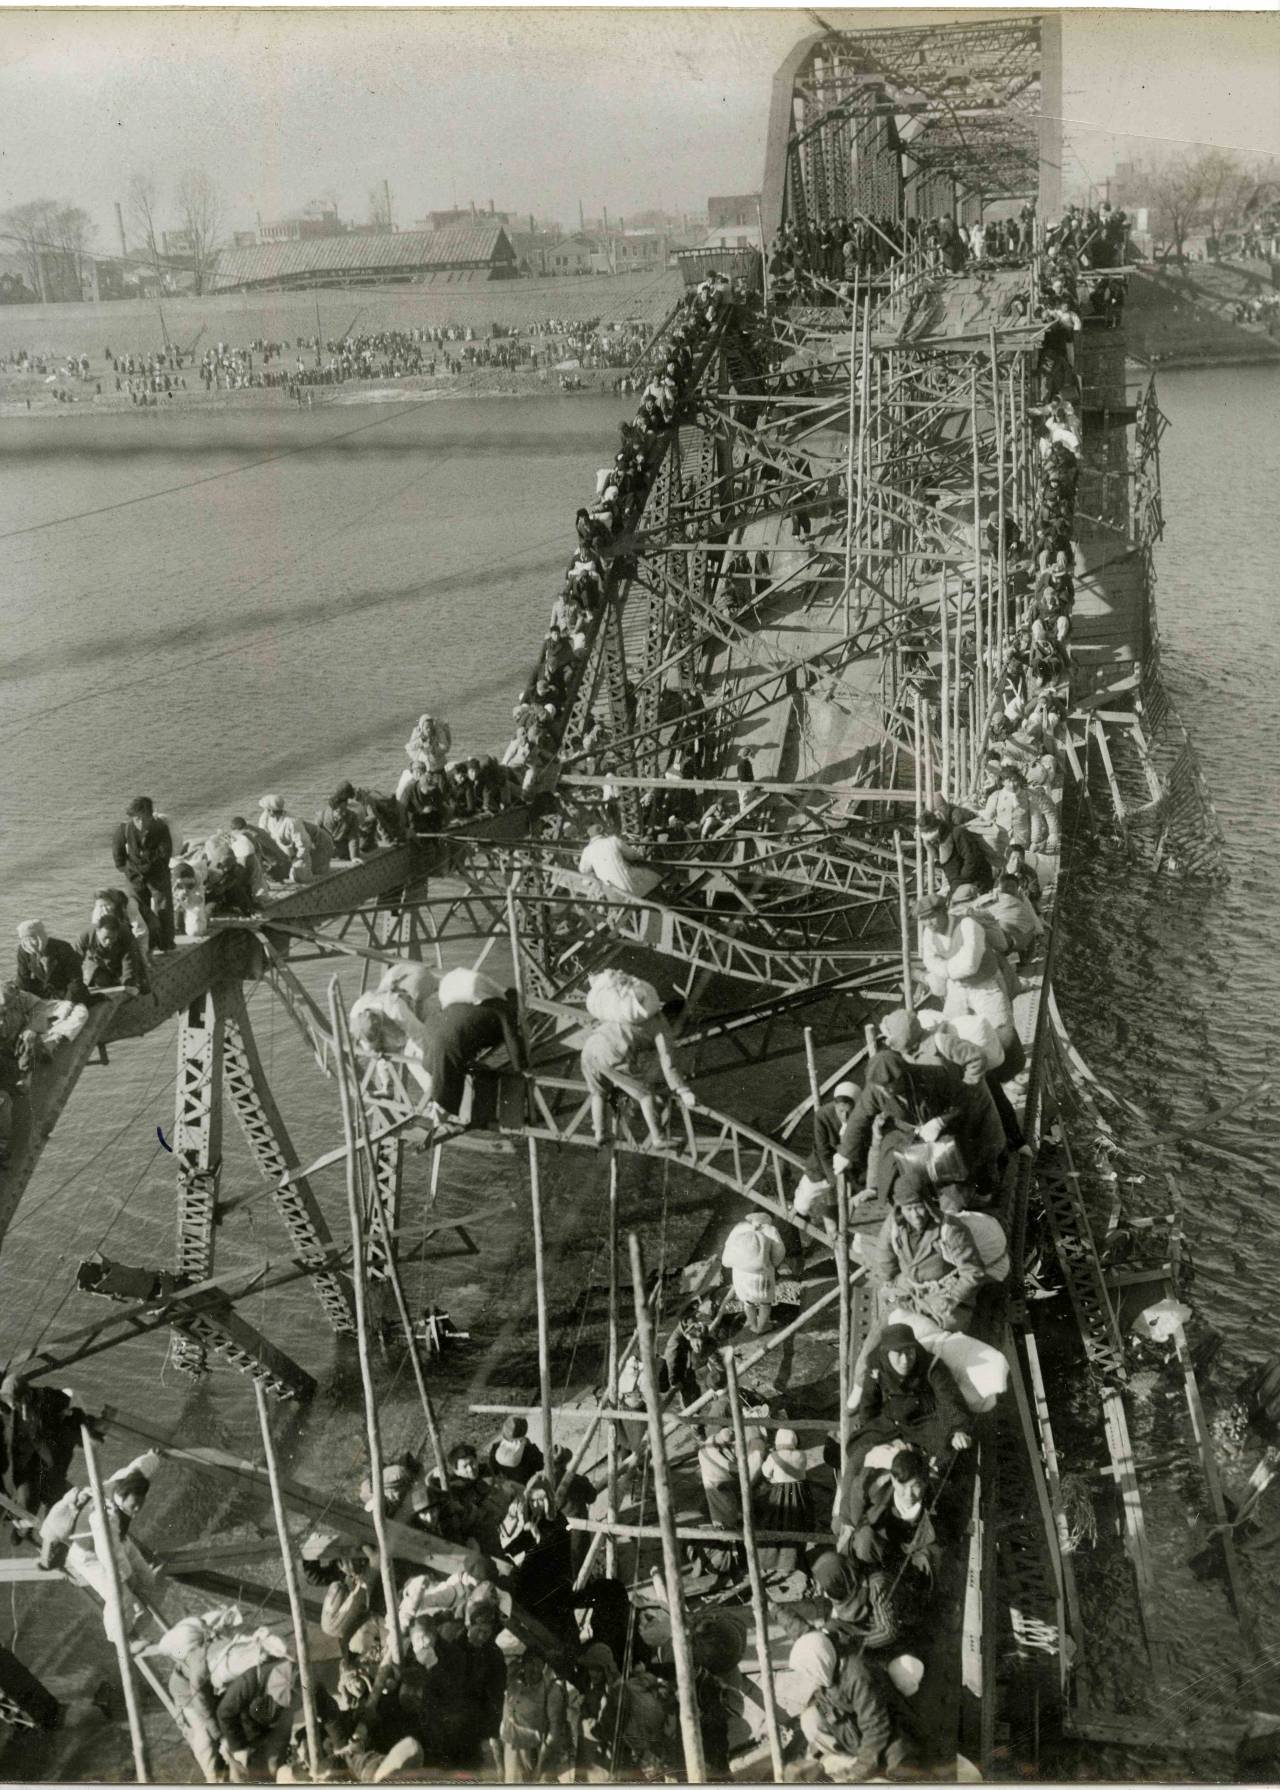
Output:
[{"xmin": 0, "ymin": 13, "xmax": 1245, "ymax": 1775}]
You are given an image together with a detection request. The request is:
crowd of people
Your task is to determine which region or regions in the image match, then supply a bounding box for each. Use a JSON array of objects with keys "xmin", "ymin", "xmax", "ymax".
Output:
[
  {"xmin": 4, "ymin": 313, "xmax": 662, "ymax": 410},
  {"xmin": 768, "ymin": 196, "xmax": 1133, "ymax": 302},
  {"xmin": 0, "ymin": 271, "xmax": 748, "ymax": 1161},
  {"xmin": 0, "ymin": 225, "xmax": 1098, "ymax": 1780}
]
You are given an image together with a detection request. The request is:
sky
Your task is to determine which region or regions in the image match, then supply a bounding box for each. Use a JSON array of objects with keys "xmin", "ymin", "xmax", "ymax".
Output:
[{"xmin": 0, "ymin": 7, "xmax": 1277, "ymax": 246}]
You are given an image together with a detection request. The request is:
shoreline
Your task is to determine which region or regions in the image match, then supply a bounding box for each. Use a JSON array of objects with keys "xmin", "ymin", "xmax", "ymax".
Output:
[{"xmin": 0, "ymin": 363, "xmax": 630, "ymax": 421}]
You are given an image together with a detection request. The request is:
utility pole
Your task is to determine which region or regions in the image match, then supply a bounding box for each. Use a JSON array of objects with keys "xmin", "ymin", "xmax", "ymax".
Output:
[
  {"xmin": 114, "ymin": 201, "xmax": 127, "ymax": 260},
  {"xmin": 384, "ymin": 178, "xmax": 393, "ymax": 231}
]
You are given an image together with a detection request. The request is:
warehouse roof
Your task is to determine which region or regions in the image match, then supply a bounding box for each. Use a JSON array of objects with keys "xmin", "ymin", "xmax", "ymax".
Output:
[{"xmin": 212, "ymin": 221, "xmax": 516, "ymax": 291}]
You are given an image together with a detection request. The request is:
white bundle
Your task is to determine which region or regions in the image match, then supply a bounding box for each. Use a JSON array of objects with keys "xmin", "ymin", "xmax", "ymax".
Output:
[
  {"xmin": 884, "ymin": 1307, "xmax": 1010, "ymax": 1413},
  {"xmin": 437, "ymin": 966, "xmax": 504, "ymax": 1010},
  {"xmin": 585, "ymin": 968, "xmax": 660, "ymax": 1024}
]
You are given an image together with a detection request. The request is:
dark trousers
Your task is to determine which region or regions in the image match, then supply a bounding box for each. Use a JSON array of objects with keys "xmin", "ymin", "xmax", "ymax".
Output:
[{"xmin": 130, "ymin": 870, "xmax": 174, "ymax": 951}]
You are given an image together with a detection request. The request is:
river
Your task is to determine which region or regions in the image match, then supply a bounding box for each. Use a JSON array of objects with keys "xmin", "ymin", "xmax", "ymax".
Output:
[{"xmin": 1, "ymin": 367, "xmax": 1278, "ymax": 1754}]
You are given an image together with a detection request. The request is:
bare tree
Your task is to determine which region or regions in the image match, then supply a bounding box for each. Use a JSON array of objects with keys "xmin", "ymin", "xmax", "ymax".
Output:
[
  {"xmin": 175, "ymin": 169, "xmax": 223, "ymax": 295},
  {"xmin": 0, "ymin": 197, "xmax": 60, "ymax": 299},
  {"xmin": 1195, "ymin": 148, "xmax": 1247, "ymax": 253},
  {"xmin": 128, "ymin": 170, "xmax": 165, "ymax": 280},
  {"xmin": 1148, "ymin": 156, "xmax": 1208, "ymax": 265}
]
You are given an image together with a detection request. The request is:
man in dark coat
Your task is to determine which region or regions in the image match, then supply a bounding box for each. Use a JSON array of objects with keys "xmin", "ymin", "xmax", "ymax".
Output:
[
  {"xmin": 917, "ymin": 810, "xmax": 994, "ymax": 895},
  {"xmin": 838, "ymin": 1325, "xmax": 973, "ymax": 1537},
  {"xmin": 111, "ymin": 795, "xmax": 174, "ymax": 951},
  {"xmin": 791, "ymin": 1081, "xmax": 861, "ymax": 1237},
  {"xmin": 16, "ymin": 922, "xmax": 88, "ymax": 1009},
  {"xmin": 421, "ymin": 991, "xmax": 523, "ymax": 1118}
]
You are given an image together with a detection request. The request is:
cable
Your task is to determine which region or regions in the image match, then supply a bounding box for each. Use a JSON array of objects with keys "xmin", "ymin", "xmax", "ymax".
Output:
[{"xmin": 0, "ymin": 394, "xmax": 458, "ymax": 546}]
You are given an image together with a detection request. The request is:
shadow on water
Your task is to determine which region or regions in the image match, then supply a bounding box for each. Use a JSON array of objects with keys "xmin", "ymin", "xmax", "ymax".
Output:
[{"xmin": 0, "ymin": 547, "xmax": 566, "ymax": 689}]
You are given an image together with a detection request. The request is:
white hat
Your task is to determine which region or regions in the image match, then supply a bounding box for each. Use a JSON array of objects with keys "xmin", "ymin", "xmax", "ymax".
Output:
[{"xmin": 833, "ymin": 1081, "xmax": 859, "ymax": 1101}]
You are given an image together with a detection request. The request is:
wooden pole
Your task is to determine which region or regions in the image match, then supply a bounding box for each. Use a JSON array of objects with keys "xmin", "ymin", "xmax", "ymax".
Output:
[
  {"xmin": 912, "ymin": 692, "xmax": 925, "ymax": 887},
  {"xmin": 953, "ymin": 570, "xmax": 964, "ymax": 796},
  {"xmin": 923, "ymin": 700, "xmax": 936, "ymax": 814},
  {"xmin": 836, "ymin": 1174, "xmax": 852, "ymax": 1473},
  {"xmin": 893, "ymin": 830, "xmax": 914, "ymax": 1010},
  {"xmin": 351, "ymin": 1104, "xmax": 449, "ymax": 1489},
  {"xmin": 844, "ymin": 267, "xmax": 860, "ymax": 635},
  {"xmin": 329, "ymin": 983, "xmax": 401, "ymax": 1664},
  {"xmin": 803, "ymin": 1025, "xmax": 822, "ymax": 1118},
  {"xmin": 79, "ymin": 1426, "xmax": 150, "ymax": 1783},
  {"xmin": 723, "ymin": 1351, "xmax": 786, "ymax": 1782},
  {"xmin": 971, "ymin": 366, "xmax": 985, "ymax": 726},
  {"xmin": 605, "ymin": 1146, "xmax": 620, "ymax": 1578},
  {"xmin": 939, "ymin": 570, "xmax": 951, "ymax": 800},
  {"xmin": 528, "ymin": 1136, "xmax": 555, "ymax": 1482},
  {"xmin": 628, "ymin": 1232, "xmax": 706, "ymax": 1784},
  {"xmin": 253, "ymin": 1381, "xmax": 321, "ymax": 1780}
]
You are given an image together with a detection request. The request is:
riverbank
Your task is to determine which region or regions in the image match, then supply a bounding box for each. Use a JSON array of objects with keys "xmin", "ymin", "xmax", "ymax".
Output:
[
  {"xmin": 1125, "ymin": 262, "xmax": 1280, "ymax": 367},
  {"xmin": 0, "ymin": 360, "xmax": 632, "ymax": 418}
]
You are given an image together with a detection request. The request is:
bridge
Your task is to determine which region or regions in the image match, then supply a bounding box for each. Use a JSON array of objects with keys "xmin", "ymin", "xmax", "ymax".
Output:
[{"xmin": 0, "ymin": 16, "xmax": 1244, "ymax": 1779}]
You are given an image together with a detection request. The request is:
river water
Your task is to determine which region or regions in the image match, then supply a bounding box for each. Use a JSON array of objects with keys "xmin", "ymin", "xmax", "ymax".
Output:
[{"xmin": 1, "ymin": 369, "xmax": 1278, "ymax": 1752}]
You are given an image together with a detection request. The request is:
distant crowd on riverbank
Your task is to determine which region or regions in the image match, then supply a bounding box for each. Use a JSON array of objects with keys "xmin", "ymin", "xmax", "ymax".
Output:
[{"xmin": 0, "ymin": 313, "xmax": 658, "ymax": 410}]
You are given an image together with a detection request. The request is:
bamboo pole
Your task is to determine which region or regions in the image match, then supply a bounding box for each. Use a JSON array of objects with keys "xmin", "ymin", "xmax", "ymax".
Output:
[
  {"xmin": 953, "ymin": 570, "xmax": 964, "ymax": 796},
  {"xmin": 923, "ymin": 700, "xmax": 936, "ymax": 814},
  {"xmin": 971, "ymin": 367, "xmax": 985, "ymax": 727},
  {"xmin": 893, "ymin": 830, "xmax": 914, "ymax": 1010},
  {"xmin": 605, "ymin": 1147, "xmax": 620, "ymax": 1579},
  {"xmin": 343, "ymin": 1049, "xmax": 448, "ymax": 1489},
  {"xmin": 628, "ymin": 1232, "xmax": 706, "ymax": 1784},
  {"xmin": 528, "ymin": 1136, "xmax": 555, "ymax": 1482},
  {"xmin": 79, "ymin": 1426, "xmax": 150, "ymax": 1783},
  {"xmin": 329, "ymin": 984, "xmax": 401, "ymax": 1665},
  {"xmin": 253, "ymin": 1382, "xmax": 321, "ymax": 1779},
  {"xmin": 803, "ymin": 1026, "xmax": 822, "ymax": 1119},
  {"xmin": 723, "ymin": 1351, "xmax": 786, "ymax": 1782},
  {"xmin": 939, "ymin": 570, "xmax": 951, "ymax": 799},
  {"xmin": 843, "ymin": 268, "xmax": 860, "ymax": 636},
  {"xmin": 911, "ymin": 692, "xmax": 925, "ymax": 887},
  {"xmin": 836, "ymin": 1174, "xmax": 852, "ymax": 1474}
]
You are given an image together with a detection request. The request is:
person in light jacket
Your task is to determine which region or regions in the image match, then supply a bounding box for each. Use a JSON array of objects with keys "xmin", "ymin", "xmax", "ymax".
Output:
[
  {"xmin": 915, "ymin": 893, "xmax": 1013, "ymax": 1042},
  {"xmin": 257, "ymin": 794, "xmax": 313, "ymax": 884},
  {"xmin": 721, "ymin": 1212, "xmax": 786, "ymax": 1333}
]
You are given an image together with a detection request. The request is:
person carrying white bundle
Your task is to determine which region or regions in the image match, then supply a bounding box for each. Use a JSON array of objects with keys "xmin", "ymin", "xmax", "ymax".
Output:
[
  {"xmin": 914, "ymin": 892, "xmax": 1014, "ymax": 1044},
  {"xmin": 348, "ymin": 976, "xmax": 435, "ymax": 1101},
  {"xmin": 581, "ymin": 978, "xmax": 694, "ymax": 1149},
  {"xmin": 577, "ymin": 822, "xmax": 663, "ymax": 900},
  {"xmin": 721, "ymin": 1212, "xmax": 787, "ymax": 1334},
  {"xmin": 39, "ymin": 1450, "xmax": 168, "ymax": 1644}
]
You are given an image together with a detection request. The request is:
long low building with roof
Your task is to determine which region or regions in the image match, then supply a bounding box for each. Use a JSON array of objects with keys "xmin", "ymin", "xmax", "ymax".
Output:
[{"xmin": 211, "ymin": 220, "xmax": 518, "ymax": 292}]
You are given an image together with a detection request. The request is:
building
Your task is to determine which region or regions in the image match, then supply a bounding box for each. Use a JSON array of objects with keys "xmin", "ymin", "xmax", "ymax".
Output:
[
  {"xmin": 418, "ymin": 204, "xmax": 512, "ymax": 233},
  {"xmin": 535, "ymin": 233, "xmax": 596, "ymax": 277},
  {"xmin": 258, "ymin": 200, "xmax": 345, "ymax": 244},
  {"xmin": 708, "ymin": 194, "xmax": 760, "ymax": 232},
  {"xmin": 588, "ymin": 231, "xmax": 669, "ymax": 275},
  {"xmin": 210, "ymin": 220, "xmax": 518, "ymax": 292}
]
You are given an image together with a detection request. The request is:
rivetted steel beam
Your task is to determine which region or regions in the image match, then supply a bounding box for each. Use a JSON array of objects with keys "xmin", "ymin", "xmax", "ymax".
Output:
[
  {"xmin": 171, "ymin": 988, "xmax": 226, "ymax": 1373},
  {"xmin": 221, "ymin": 982, "xmax": 355, "ymax": 1334}
]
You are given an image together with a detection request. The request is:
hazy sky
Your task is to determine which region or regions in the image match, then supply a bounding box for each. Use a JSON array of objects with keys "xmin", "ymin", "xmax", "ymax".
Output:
[{"xmin": 0, "ymin": 8, "xmax": 1277, "ymax": 244}]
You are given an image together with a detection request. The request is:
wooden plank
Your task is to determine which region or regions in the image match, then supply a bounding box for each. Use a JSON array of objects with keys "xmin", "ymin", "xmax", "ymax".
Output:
[{"xmin": 1171, "ymin": 1316, "xmax": 1260, "ymax": 1655}]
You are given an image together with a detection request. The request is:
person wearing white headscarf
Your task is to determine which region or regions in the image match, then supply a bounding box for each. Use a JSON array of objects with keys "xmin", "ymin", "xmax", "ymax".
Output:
[{"xmin": 789, "ymin": 1628, "xmax": 896, "ymax": 1777}]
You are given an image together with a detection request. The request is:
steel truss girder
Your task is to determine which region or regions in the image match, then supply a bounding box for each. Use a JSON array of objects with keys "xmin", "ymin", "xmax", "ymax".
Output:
[
  {"xmin": 221, "ymin": 983, "xmax": 356, "ymax": 1334},
  {"xmin": 172, "ymin": 988, "xmax": 226, "ymax": 1372},
  {"xmin": 520, "ymin": 869, "xmax": 898, "ymax": 997}
]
